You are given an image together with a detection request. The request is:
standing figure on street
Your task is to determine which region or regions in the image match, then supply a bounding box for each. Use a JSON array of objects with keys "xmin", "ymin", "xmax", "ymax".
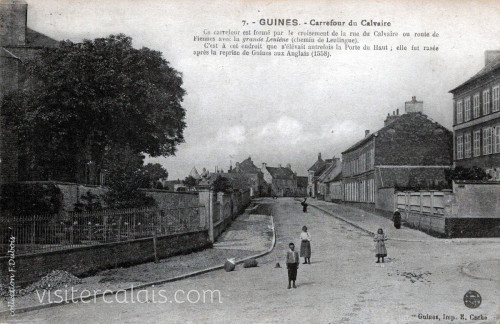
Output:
[
  {"xmin": 286, "ymin": 242, "xmax": 299, "ymax": 289},
  {"xmin": 374, "ymin": 228, "xmax": 387, "ymax": 263},
  {"xmin": 393, "ymin": 209, "xmax": 402, "ymax": 229},
  {"xmin": 301, "ymin": 198, "xmax": 308, "ymax": 213},
  {"xmin": 300, "ymin": 226, "xmax": 312, "ymax": 264}
]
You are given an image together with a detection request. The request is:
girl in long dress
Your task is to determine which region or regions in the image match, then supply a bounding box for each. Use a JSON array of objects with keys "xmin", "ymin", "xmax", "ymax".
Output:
[
  {"xmin": 300, "ymin": 226, "xmax": 311, "ymax": 264},
  {"xmin": 374, "ymin": 228, "xmax": 387, "ymax": 263}
]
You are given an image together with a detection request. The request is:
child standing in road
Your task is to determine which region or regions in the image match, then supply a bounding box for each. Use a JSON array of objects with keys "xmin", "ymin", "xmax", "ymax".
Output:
[
  {"xmin": 374, "ymin": 228, "xmax": 387, "ymax": 263},
  {"xmin": 286, "ymin": 242, "xmax": 299, "ymax": 289}
]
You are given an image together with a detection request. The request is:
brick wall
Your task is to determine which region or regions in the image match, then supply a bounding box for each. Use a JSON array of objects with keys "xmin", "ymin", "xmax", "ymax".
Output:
[
  {"xmin": 0, "ymin": 2, "xmax": 27, "ymax": 46},
  {"xmin": 0, "ymin": 230, "xmax": 211, "ymax": 287}
]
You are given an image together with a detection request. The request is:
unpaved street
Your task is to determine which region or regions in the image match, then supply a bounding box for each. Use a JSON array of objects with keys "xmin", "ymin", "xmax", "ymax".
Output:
[{"xmin": 7, "ymin": 198, "xmax": 499, "ymax": 324}]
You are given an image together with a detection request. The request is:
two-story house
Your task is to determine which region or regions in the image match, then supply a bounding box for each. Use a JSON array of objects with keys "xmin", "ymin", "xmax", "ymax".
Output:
[
  {"xmin": 449, "ymin": 50, "xmax": 500, "ymax": 179},
  {"xmin": 261, "ymin": 163, "xmax": 298, "ymax": 197},
  {"xmin": 341, "ymin": 98, "xmax": 453, "ymax": 210}
]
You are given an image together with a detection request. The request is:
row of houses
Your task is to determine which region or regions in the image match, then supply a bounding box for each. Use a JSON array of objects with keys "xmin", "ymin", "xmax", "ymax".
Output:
[
  {"xmin": 309, "ymin": 96, "xmax": 454, "ymax": 205},
  {"xmin": 307, "ymin": 50, "xmax": 500, "ymax": 236},
  {"xmin": 164, "ymin": 157, "xmax": 308, "ymax": 197}
]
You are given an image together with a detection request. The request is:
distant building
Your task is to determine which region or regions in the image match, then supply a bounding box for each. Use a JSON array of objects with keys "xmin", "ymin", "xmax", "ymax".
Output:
[
  {"xmin": 162, "ymin": 179, "xmax": 186, "ymax": 191},
  {"xmin": 189, "ymin": 167, "xmax": 202, "ymax": 180},
  {"xmin": 341, "ymin": 98, "xmax": 453, "ymax": 209},
  {"xmin": 261, "ymin": 163, "xmax": 300, "ymax": 196},
  {"xmin": 0, "ymin": 1, "xmax": 59, "ymax": 186},
  {"xmin": 307, "ymin": 153, "xmax": 331, "ymax": 198},
  {"xmin": 230, "ymin": 157, "xmax": 264, "ymax": 196},
  {"xmin": 449, "ymin": 50, "xmax": 500, "ymax": 179},
  {"xmin": 325, "ymin": 172, "xmax": 343, "ymax": 202},
  {"xmin": 296, "ymin": 176, "xmax": 308, "ymax": 197},
  {"xmin": 317, "ymin": 157, "xmax": 342, "ymax": 200}
]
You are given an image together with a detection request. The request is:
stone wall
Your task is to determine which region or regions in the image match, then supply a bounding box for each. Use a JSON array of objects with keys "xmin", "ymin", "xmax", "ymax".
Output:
[
  {"xmin": 451, "ymin": 181, "xmax": 500, "ymax": 218},
  {"xmin": 0, "ymin": 230, "xmax": 211, "ymax": 287},
  {"xmin": 376, "ymin": 187, "xmax": 395, "ymax": 212}
]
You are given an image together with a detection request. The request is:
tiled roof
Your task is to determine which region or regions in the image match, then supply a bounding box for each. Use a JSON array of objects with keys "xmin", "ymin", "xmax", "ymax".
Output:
[
  {"xmin": 342, "ymin": 113, "xmax": 449, "ymax": 155},
  {"xmin": 235, "ymin": 157, "xmax": 260, "ymax": 173},
  {"xmin": 266, "ymin": 166, "xmax": 295, "ymax": 180},
  {"xmin": 449, "ymin": 55, "xmax": 500, "ymax": 93},
  {"xmin": 318, "ymin": 159, "xmax": 341, "ymax": 183},
  {"xmin": 25, "ymin": 28, "xmax": 59, "ymax": 48},
  {"xmin": 307, "ymin": 158, "xmax": 325, "ymax": 172}
]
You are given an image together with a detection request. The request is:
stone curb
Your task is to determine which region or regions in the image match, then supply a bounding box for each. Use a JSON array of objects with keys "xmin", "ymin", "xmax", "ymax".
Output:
[
  {"xmin": 306, "ymin": 201, "xmax": 436, "ymax": 243},
  {"xmin": 306, "ymin": 200, "xmax": 499, "ymax": 244},
  {"xmin": 308, "ymin": 203, "xmax": 375, "ymax": 236},
  {"xmin": 1, "ymin": 213, "xmax": 277, "ymax": 318}
]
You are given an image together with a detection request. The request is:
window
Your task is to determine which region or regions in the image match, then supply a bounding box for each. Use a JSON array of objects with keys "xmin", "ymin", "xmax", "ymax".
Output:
[
  {"xmin": 483, "ymin": 128, "xmax": 493, "ymax": 155},
  {"xmin": 464, "ymin": 97, "xmax": 471, "ymax": 121},
  {"xmin": 483, "ymin": 89, "xmax": 490, "ymax": 115},
  {"xmin": 473, "ymin": 130, "xmax": 481, "ymax": 157},
  {"xmin": 493, "ymin": 85, "xmax": 500, "ymax": 112},
  {"xmin": 456, "ymin": 135, "xmax": 463, "ymax": 160},
  {"xmin": 473, "ymin": 93, "xmax": 480, "ymax": 118},
  {"xmin": 456, "ymin": 100, "xmax": 463, "ymax": 123},
  {"xmin": 495, "ymin": 126, "xmax": 500, "ymax": 154},
  {"xmin": 464, "ymin": 133, "xmax": 471, "ymax": 158}
]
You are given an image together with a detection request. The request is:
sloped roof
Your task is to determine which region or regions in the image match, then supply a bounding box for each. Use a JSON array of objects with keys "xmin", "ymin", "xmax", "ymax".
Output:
[
  {"xmin": 266, "ymin": 166, "xmax": 295, "ymax": 180},
  {"xmin": 235, "ymin": 157, "xmax": 260, "ymax": 173},
  {"xmin": 189, "ymin": 167, "xmax": 201, "ymax": 179},
  {"xmin": 449, "ymin": 54, "xmax": 500, "ymax": 93},
  {"xmin": 307, "ymin": 157, "xmax": 325, "ymax": 172},
  {"xmin": 318, "ymin": 159, "xmax": 341, "ymax": 183},
  {"xmin": 25, "ymin": 28, "xmax": 59, "ymax": 48},
  {"xmin": 342, "ymin": 113, "xmax": 450, "ymax": 155}
]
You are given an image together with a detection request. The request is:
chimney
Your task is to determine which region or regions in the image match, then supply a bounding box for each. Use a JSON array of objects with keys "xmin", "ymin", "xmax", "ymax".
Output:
[
  {"xmin": 286, "ymin": 163, "xmax": 291, "ymax": 169},
  {"xmin": 365, "ymin": 130, "xmax": 370, "ymax": 137},
  {"xmin": 405, "ymin": 96, "xmax": 423, "ymax": 113},
  {"xmin": 261, "ymin": 163, "xmax": 267, "ymax": 171},
  {"xmin": 396, "ymin": 108, "xmax": 399, "ymax": 115},
  {"xmin": 318, "ymin": 152, "xmax": 322, "ymax": 160},
  {"xmin": 485, "ymin": 50, "xmax": 500, "ymax": 66},
  {"xmin": 279, "ymin": 164, "xmax": 282, "ymax": 168},
  {"xmin": 0, "ymin": 1, "xmax": 28, "ymax": 46}
]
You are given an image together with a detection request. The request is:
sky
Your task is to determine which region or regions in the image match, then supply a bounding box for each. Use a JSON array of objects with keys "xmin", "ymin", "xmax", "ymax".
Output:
[{"xmin": 24, "ymin": 0, "xmax": 500, "ymax": 179}]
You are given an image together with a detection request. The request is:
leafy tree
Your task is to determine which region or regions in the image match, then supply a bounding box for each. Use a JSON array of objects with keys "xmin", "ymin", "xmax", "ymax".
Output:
[
  {"xmin": 141, "ymin": 163, "xmax": 168, "ymax": 188},
  {"xmin": 446, "ymin": 166, "xmax": 488, "ymax": 182},
  {"xmin": 2, "ymin": 34, "xmax": 186, "ymax": 182},
  {"xmin": 183, "ymin": 175, "xmax": 198, "ymax": 191},
  {"xmin": 212, "ymin": 176, "xmax": 232, "ymax": 193},
  {"xmin": 73, "ymin": 191, "xmax": 103, "ymax": 213}
]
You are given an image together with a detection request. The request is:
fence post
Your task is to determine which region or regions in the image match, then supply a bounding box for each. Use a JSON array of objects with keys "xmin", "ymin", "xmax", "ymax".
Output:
[
  {"xmin": 118, "ymin": 216, "xmax": 122, "ymax": 242},
  {"xmin": 153, "ymin": 231, "xmax": 159, "ymax": 263}
]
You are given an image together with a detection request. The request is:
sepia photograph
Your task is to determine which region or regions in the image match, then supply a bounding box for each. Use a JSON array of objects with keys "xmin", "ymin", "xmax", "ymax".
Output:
[{"xmin": 0, "ymin": 0, "xmax": 499, "ymax": 323}]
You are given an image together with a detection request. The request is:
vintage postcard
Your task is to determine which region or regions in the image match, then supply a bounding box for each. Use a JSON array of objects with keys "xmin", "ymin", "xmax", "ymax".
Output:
[{"xmin": 0, "ymin": 0, "xmax": 499, "ymax": 323}]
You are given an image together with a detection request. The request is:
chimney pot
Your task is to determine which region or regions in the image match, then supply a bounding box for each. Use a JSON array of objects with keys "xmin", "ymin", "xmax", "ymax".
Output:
[{"xmin": 318, "ymin": 153, "xmax": 322, "ymax": 159}]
